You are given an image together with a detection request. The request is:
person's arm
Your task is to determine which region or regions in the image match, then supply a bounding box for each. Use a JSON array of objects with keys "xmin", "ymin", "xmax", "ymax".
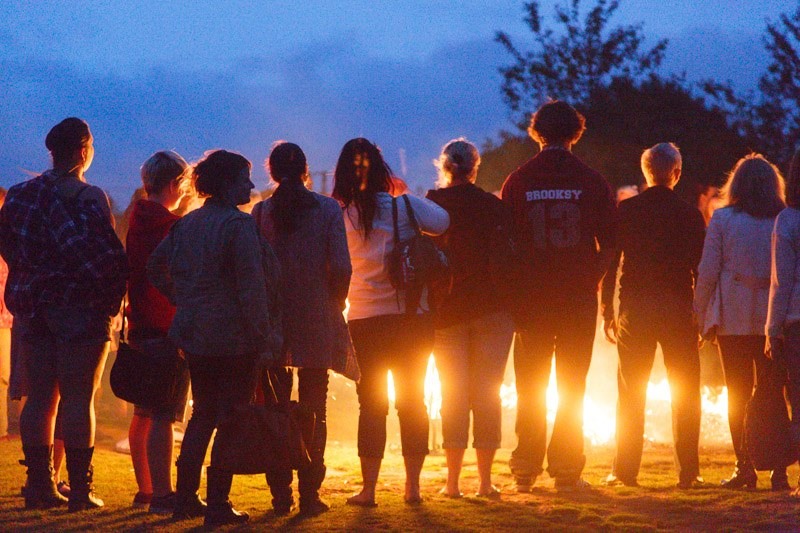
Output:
[
  {"xmin": 594, "ymin": 178, "xmax": 618, "ymax": 289},
  {"xmin": 407, "ymin": 195, "xmax": 450, "ymax": 236},
  {"xmin": 229, "ymin": 217, "xmax": 272, "ymax": 356},
  {"xmin": 600, "ymin": 247, "xmax": 622, "ymax": 343},
  {"xmin": 146, "ymin": 229, "xmax": 176, "ymax": 304},
  {"xmin": 325, "ymin": 202, "xmax": 352, "ymax": 309},
  {"xmin": 694, "ymin": 211, "xmax": 724, "ymax": 332},
  {"xmin": 767, "ymin": 214, "xmax": 796, "ymax": 339}
]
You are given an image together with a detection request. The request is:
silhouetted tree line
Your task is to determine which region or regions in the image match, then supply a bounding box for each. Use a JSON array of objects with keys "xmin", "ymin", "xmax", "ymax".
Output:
[{"xmin": 478, "ymin": 0, "xmax": 800, "ymax": 194}]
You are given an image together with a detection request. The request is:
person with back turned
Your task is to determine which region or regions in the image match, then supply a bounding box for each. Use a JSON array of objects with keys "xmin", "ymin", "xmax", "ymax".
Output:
[
  {"xmin": 501, "ymin": 101, "xmax": 617, "ymax": 491},
  {"xmin": 601, "ymin": 143, "xmax": 706, "ymax": 489}
]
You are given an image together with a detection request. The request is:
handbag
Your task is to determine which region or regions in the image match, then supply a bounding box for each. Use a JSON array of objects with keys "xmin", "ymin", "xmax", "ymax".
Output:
[
  {"xmin": 109, "ymin": 306, "xmax": 186, "ymax": 409},
  {"xmin": 743, "ymin": 360, "xmax": 795, "ymax": 470},
  {"xmin": 214, "ymin": 368, "xmax": 313, "ymax": 475},
  {"xmin": 387, "ymin": 195, "xmax": 449, "ymax": 315}
]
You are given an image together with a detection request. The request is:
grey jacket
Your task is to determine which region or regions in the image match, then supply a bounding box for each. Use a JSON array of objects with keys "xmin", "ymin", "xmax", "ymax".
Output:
[
  {"xmin": 251, "ymin": 193, "xmax": 352, "ymax": 369},
  {"xmin": 695, "ymin": 206, "xmax": 775, "ymax": 336},
  {"xmin": 767, "ymin": 207, "xmax": 800, "ymax": 337},
  {"xmin": 147, "ymin": 198, "xmax": 272, "ymax": 358}
]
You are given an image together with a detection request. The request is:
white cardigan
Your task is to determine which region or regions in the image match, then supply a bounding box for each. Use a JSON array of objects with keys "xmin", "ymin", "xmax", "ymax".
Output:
[
  {"xmin": 344, "ymin": 192, "xmax": 449, "ymax": 321},
  {"xmin": 695, "ymin": 207, "xmax": 776, "ymax": 337}
]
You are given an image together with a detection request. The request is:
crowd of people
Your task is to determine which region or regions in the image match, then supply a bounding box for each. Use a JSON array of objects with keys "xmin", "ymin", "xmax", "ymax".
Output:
[{"xmin": 0, "ymin": 100, "xmax": 799, "ymax": 527}]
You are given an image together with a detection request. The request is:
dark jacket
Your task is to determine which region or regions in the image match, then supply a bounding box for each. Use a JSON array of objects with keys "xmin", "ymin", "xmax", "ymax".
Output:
[
  {"xmin": 601, "ymin": 185, "xmax": 706, "ymax": 320},
  {"xmin": 426, "ymin": 183, "xmax": 512, "ymax": 329},
  {"xmin": 501, "ymin": 148, "xmax": 616, "ymax": 306}
]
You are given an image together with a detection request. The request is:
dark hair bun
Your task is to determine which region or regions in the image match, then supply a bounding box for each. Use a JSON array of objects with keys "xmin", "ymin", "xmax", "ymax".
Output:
[{"xmin": 45, "ymin": 117, "xmax": 91, "ymax": 156}]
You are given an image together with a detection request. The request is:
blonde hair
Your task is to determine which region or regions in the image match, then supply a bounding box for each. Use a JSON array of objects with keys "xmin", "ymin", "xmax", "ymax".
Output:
[
  {"xmin": 641, "ymin": 142, "xmax": 681, "ymax": 186},
  {"xmin": 141, "ymin": 151, "xmax": 189, "ymax": 195},
  {"xmin": 435, "ymin": 138, "xmax": 480, "ymax": 188},
  {"xmin": 722, "ymin": 153, "xmax": 785, "ymax": 218}
]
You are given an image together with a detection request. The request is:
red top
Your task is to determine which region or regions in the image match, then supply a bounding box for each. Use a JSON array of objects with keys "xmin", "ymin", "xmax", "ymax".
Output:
[
  {"xmin": 501, "ymin": 148, "xmax": 617, "ymax": 303},
  {"xmin": 126, "ymin": 199, "xmax": 179, "ymax": 337}
]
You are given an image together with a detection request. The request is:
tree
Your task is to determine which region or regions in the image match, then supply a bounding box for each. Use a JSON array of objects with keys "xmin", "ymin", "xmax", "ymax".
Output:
[
  {"xmin": 704, "ymin": 5, "xmax": 800, "ymax": 168},
  {"xmin": 495, "ymin": 0, "xmax": 667, "ymax": 128}
]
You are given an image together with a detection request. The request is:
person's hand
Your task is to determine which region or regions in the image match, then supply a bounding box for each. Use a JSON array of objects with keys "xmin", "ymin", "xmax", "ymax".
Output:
[
  {"xmin": 766, "ymin": 336, "xmax": 785, "ymax": 362},
  {"xmin": 603, "ymin": 318, "xmax": 617, "ymax": 344},
  {"xmin": 698, "ymin": 334, "xmax": 705, "ymax": 350}
]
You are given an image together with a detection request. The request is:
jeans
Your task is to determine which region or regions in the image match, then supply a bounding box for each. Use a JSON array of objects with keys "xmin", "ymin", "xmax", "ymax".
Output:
[
  {"xmin": 19, "ymin": 308, "xmax": 111, "ymax": 448},
  {"xmin": 717, "ymin": 335, "xmax": 770, "ymax": 466},
  {"xmin": 783, "ymin": 323, "xmax": 800, "ymax": 459},
  {"xmin": 349, "ymin": 314, "xmax": 432, "ymax": 458},
  {"xmin": 612, "ymin": 302, "xmax": 700, "ymax": 483},
  {"xmin": 511, "ymin": 294, "xmax": 597, "ymax": 481},
  {"xmin": 434, "ymin": 311, "xmax": 513, "ymax": 449},
  {"xmin": 178, "ymin": 352, "xmax": 257, "ymax": 481}
]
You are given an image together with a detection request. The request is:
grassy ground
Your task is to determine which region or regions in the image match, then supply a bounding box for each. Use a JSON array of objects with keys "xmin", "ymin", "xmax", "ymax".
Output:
[{"xmin": 1, "ymin": 419, "xmax": 799, "ymax": 533}]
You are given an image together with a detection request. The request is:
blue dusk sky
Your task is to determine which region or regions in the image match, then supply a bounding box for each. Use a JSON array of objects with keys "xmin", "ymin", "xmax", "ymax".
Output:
[{"xmin": 0, "ymin": 0, "xmax": 787, "ymax": 204}]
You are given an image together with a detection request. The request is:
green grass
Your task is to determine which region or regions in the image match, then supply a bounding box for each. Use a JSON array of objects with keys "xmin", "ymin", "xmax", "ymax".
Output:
[{"xmin": 1, "ymin": 423, "xmax": 799, "ymax": 532}]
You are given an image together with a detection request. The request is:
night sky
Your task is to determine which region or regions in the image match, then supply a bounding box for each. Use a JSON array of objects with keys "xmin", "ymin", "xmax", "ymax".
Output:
[{"xmin": 0, "ymin": 1, "xmax": 785, "ymax": 205}]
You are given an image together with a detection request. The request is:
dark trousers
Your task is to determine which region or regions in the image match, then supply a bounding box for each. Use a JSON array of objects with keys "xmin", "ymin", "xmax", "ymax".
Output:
[
  {"xmin": 612, "ymin": 303, "xmax": 700, "ymax": 483},
  {"xmin": 270, "ymin": 367, "xmax": 329, "ymax": 500},
  {"xmin": 783, "ymin": 323, "xmax": 800, "ymax": 459},
  {"xmin": 176, "ymin": 352, "xmax": 257, "ymax": 493},
  {"xmin": 510, "ymin": 295, "xmax": 597, "ymax": 481},
  {"xmin": 717, "ymin": 335, "xmax": 769, "ymax": 466},
  {"xmin": 348, "ymin": 314, "xmax": 432, "ymax": 458}
]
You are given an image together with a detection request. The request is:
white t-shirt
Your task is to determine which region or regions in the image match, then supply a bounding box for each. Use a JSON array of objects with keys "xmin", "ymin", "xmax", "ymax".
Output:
[{"xmin": 344, "ymin": 192, "xmax": 449, "ymax": 320}]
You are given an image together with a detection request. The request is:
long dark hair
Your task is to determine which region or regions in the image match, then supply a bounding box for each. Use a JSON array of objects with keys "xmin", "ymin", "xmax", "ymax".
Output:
[
  {"xmin": 787, "ymin": 148, "xmax": 800, "ymax": 209},
  {"xmin": 332, "ymin": 138, "xmax": 393, "ymax": 238},
  {"xmin": 267, "ymin": 142, "xmax": 317, "ymax": 235}
]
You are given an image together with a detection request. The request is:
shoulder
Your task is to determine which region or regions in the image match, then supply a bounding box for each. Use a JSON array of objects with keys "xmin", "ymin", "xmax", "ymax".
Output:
[{"xmin": 316, "ymin": 193, "xmax": 342, "ymax": 213}]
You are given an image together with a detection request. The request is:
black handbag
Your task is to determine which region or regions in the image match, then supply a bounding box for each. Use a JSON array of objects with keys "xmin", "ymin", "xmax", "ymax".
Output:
[
  {"xmin": 109, "ymin": 306, "xmax": 186, "ymax": 409},
  {"xmin": 744, "ymin": 360, "xmax": 795, "ymax": 471},
  {"xmin": 214, "ymin": 368, "xmax": 313, "ymax": 475},
  {"xmin": 387, "ymin": 195, "xmax": 449, "ymax": 315}
]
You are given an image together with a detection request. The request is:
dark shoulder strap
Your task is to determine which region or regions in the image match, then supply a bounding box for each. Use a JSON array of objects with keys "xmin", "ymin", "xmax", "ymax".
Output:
[
  {"xmin": 392, "ymin": 196, "xmax": 400, "ymax": 244},
  {"xmin": 402, "ymin": 195, "xmax": 421, "ymax": 235}
]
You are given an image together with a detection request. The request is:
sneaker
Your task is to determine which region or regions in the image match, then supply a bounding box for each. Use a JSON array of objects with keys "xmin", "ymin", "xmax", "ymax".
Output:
[
  {"xmin": 514, "ymin": 477, "xmax": 533, "ymax": 493},
  {"xmin": 299, "ymin": 497, "xmax": 329, "ymax": 517},
  {"xmin": 149, "ymin": 492, "xmax": 177, "ymax": 514},
  {"xmin": 676, "ymin": 476, "xmax": 707, "ymax": 489},
  {"xmin": 554, "ymin": 477, "xmax": 592, "ymax": 492},
  {"xmin": 601, "ymin": 474, "xmax": 639, "ymax": 487},
  {"xmin": 57, "ymin": 481, "xmax": 71, "ymax": 498},
  {"xmin": 132, "ymin": 491, "xmax": 152, "ymax": 508}
]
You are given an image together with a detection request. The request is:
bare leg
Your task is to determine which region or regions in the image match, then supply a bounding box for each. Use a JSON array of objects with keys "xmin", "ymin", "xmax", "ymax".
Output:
[
  {"xmin": 53, "ymin": 439, "xmax": 66, "ymax": 484},
  {"xmin": 476, "ymin": 448, "xmax": 498, "ymax": 495},
  {"xmin": 442, "ymin": 448, "xmax": 464, "ymax": 496},
  {"xmin": 147, "ymin": 420, "xmax": 175, "ymax": 497},
  {"xmin": 404, "ymin": 454, "xmax": 425, "ymax": 503},
  {"xmin": 346, "ymin": 457, "xmax": 381, "ymax": 506},
  {"xmin": 128, "ymin": 414, "xmax": 152, "ymax": 496}
]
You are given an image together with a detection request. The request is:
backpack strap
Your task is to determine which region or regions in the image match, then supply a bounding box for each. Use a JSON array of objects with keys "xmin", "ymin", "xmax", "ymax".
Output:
[{"xmin": 401, "ymin": 195, "xmax": 421, "ymax": 236}]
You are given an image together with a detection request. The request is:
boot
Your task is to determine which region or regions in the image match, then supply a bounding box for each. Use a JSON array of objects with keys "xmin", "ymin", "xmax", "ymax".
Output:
[
  {"xmin": 720, "ymin": 461, "xmax": 757, "ymax": 490},
  {"xmin": 65, "ymin": 447, "xmax": 104, "ymax": 512},
  {"xmin": 22, "ymin": 445, "xmax": 69, "ymax": 509},
  {"xmin": 173, "ymin": 455, "xmax": 207, "ymax": 520},
  {"xmin": 771, "ymin": 468, "xmax": 791, "ymax": 491},
  {"xmin": 298, "ymin": 462, "xmax": 328, "ymax": 516},
  {"xmin": 265, "ymin": 463, "xmax": 294, "ymax": 516},
  {"xmin": 204, "ymin": 466, "xmax": 249, "ymax": 528}
]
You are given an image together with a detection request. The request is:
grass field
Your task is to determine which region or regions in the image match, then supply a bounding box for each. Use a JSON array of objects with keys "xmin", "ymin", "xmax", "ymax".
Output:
[{"xmin": 1, "ymin": 417, "xmax": 799, "ymax": 532}]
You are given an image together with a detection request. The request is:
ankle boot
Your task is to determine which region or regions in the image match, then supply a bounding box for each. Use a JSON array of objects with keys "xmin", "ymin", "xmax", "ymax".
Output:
[
  {"xmin": 771, "ymin": 468, "xmax": 791, "ymax": 491},
  {"xmin": 22, "ymin": 445, "xmax": 69, "ymax": 509},
  {"xmin": 265, "ymin": 463, "xmax": 294, "ymax": 515},
  {"xmin": 173, "ymin": 455, "xmax": 206, "ymax": 520},
  {"xmin": 204, "ymin": 466, "xmax": 249, "ymax": 528},
  {"xmin": 298, "ymin": 462, "xmax": 328, "ymax": 516},
  {"xmin": 66, "ymin": 447, "xmax": 104, "ymax": 512},
  {"xmin": 720, "ymin": 462, "xmax": 757, "ymax": 489}
]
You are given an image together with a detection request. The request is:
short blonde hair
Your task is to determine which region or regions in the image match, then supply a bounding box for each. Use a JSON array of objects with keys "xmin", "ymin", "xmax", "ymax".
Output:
[
  {"xmin": 141, "ymin": 151, "xmax": 189, "ymax": 195},
  {"xmin": 641, "ymin": 142, "xmax": 681, "ymax": 186},
  {"xmin": 435, "ymin": 138, "xmax": 480, "ymax": 188}
]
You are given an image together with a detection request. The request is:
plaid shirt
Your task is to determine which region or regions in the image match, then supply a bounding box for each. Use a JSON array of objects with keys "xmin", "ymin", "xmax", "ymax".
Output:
[{"xmin": 0, "ymin": 170, "xmax": 128, "ymax": 318}]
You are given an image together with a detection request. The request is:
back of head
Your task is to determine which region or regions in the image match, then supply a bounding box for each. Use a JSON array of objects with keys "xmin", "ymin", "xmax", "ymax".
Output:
[
  {"xmin": 193, "ymin": 149, "xmax": 251, "ymax": 198},
  {"xmin": 268, "ymin": 142, "xmax": 307, "ymax": 184},
  {"xmin": 45, "ymin": 117, "xmax": 91, "ymax": 166},
  {"xmin": 787, "ymin": 148, "xmax": 800, "ymax": 209},
  {"xmin": 333, "ymin": 138, "xmax": 393, "ymax": 238},
  {"xmin": 141, "ymin": 151, "xmax": 189, "ymax": 195},
  {"xmin": 724, "ymin": 153, "xmax": 785, "ymax": 218},
  {"xmin": 528, "ymin": 100, "xmax": 586, "ymax": 147},
  {"xmin": 436, "ymin": 138, "xmax": 480, "ymax": 188},
  {"xmin": 641, "ymin": 143, "xmax": 682, "ymax": 187}
]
